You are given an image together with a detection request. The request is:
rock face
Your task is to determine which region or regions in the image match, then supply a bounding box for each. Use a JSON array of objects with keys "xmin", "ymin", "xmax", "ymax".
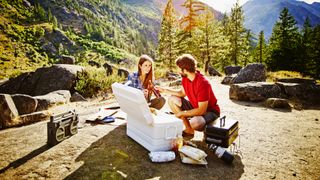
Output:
[
  {"xmin": 224, "ymin": 66, "xmax": 242, "ymax": 76},
  {"xmin": 0, "ymin": 94, "xmax": 19, "ymax": 128},
  {"xmin": 229, "ymin": 82, "xmax": 283, "ymax": 102},
  {"xmin": 0, "ymin": 64, "xmax": 84, "ymax": 96},
  {"xmin": 229, "ymin": 80, "xmax": 320, "ymax": 107},
  {"xmin": 231, "ymin": 63, "xmax": 266, "ymax": 84},
  {"xmin": 34, "ymin": 90, "xmax": 71, "ymax": 111},
  {"xmin": 11, "ymin": 94, "xmax": 38, "ymax": 115},
  {"xmin": 41, "ymin": 29, "xmax": 77, "ymax": 56}
]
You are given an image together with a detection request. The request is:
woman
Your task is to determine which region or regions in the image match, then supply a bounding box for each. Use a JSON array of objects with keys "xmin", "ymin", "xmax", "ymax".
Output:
[{"xmin": 127, "ymin": 55, "xmax": 165, "ymax": 110}]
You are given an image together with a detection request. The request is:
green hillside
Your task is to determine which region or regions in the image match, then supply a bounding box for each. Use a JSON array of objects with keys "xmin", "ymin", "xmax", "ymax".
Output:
[{"xmin": 0, "ymin": 0, "xmax": 161, "ymax": 79}]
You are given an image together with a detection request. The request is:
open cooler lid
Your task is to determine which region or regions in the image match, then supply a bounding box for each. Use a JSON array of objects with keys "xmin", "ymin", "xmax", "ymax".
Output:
[{"xmin": 111, "ymin": 82, "xmax": 154, "ymax": 125}]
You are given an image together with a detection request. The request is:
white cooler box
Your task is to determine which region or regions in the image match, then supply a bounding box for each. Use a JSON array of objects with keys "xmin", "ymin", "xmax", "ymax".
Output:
[{"xmin": 112, "ymin": 82, "xmax": 183, "ymax": 152}]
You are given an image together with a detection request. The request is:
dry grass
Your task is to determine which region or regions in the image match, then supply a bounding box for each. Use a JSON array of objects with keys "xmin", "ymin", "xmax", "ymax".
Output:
[{"xmin": 266, "ymin": 71, "xmax": 312, "ymax": 82}]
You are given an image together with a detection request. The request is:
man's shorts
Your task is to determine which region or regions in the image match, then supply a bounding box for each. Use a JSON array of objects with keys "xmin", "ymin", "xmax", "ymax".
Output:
[{"xmin": 180, "ymin": 97, "xmax": 220, "ymax": 124}]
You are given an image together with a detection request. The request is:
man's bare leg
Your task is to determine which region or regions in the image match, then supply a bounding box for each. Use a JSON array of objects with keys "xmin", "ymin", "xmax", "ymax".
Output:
[
  {"xmin": 181, "ymin": 117, "xmax": 194, "ymax": 134},
  {"xmin": 168, "ymin": 96, "xmax": 194, "ymax": 134},
  {"xmin": 168, "ymin": 96, "xmax": 182, "ymax": 114},
  {"xmin": 189, "ymin": 116, "xmax": 206, "ymax": 131}
]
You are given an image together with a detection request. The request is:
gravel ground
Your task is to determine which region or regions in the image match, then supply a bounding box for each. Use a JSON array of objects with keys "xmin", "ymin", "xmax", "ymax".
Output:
[{"xmin": 0, "ymin": 77, "xmax": 319, "ymax": 179}]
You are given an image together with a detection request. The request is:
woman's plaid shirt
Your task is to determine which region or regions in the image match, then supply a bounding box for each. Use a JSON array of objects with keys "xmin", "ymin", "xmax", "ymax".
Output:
[{"xmin": 127, "ymin": 72, "xmax": 143, "ymax": 90}]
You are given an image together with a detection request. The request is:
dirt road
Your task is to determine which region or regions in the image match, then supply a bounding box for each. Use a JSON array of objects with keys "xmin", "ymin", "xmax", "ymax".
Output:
[{"xmin": 0, "ymin": 77, "xmax": 319, "ymax": 179}]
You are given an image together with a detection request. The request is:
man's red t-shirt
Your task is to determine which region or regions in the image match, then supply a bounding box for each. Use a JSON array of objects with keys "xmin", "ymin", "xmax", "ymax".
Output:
[{"xmin": 182, "ymin": 71, "xmax": 220, "ymax": 114}]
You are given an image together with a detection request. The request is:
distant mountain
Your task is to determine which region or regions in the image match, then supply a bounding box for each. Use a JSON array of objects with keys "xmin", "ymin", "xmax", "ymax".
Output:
[
  {"xmin": 243, "ymin": 0, "xmax": 320, "ymax": 39},
  {"xmin": 0, "ymin": 0, "xmax": 223, "ymax": 78}
]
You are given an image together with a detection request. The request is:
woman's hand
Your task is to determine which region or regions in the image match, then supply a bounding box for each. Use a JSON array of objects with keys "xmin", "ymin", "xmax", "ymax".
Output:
[
  {"xmin": 143, "ymin": 89, "xmax": 149, "ymax": 98},
  {"xmin": 155, "ymin": 86, "xmax": 165, "ymax": 93}
]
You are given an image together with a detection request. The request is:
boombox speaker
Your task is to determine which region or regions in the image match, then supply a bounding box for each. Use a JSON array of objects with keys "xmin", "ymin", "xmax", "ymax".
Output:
[{"xmin": 47, "ymin": 110, "xmax": 79, "ymax": 146}]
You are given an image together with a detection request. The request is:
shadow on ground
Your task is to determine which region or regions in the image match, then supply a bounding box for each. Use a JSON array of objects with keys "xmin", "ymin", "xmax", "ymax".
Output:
[
  {"xmin": 0, "ymin": 144, "xmax": 49, "ymax": 174},
  {"xmin": 66, "ymin": 125, "xmax": 244, "ymax": 180},
  {"xmin": 230, "ymin": 100, "xmax": 294, "ymax": 113}
]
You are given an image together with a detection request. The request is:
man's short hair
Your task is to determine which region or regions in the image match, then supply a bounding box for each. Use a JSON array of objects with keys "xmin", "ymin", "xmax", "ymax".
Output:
[{"xmin": 175, "ymin": 54, "xmax": 197, "ymax": 73}]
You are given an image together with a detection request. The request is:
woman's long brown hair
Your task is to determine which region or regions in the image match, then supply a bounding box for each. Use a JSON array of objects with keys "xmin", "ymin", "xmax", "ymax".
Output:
[{"xmin": 138, "ymin": 54, "xmax": 154, "ymax": 89}]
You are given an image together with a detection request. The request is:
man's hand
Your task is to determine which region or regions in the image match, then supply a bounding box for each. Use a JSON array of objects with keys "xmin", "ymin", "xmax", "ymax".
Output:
[{"xmin": 175, "ymin": 111, "xmax": 185, "ymax": 118}]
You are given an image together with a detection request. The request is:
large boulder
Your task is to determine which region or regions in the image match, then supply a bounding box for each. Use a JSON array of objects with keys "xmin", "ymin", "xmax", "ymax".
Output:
[
  {"xmin": 58, "ymin": 55, "xmax": 76, "ymax": 64},
  {"xmin": 231, "ymin": 63, "xmax": 266, "ymax": 84},
  {"xmin": 34, "ymin": 65, "xmax": 83, "ymax": 96},
  {"xmin": 11, "ymin": 94, "xmax": 38, "ymax": 115},
  {"xmin": 208, "ymin": 66, "xmax": 222, "ymax": 77},
  {"xmin": 103, "ymin": 63, "xmax": 113, "ymax": 76},
  {"xmin": 222, "ymin": 74, "xmax": 237, "ymax": 85},
  {"xmin": 18, "ymin": 112, "xmax": 48, "ymax": 127},
  {"xmin": 276, "ymin": 82, "xmax": 320, "ymax": 106},
  {"xmin": 0, "ymin": 64, "xmax": 84, "ymax": 96},
  {"xmin": 0, "ymin": 94, "xmax": 19, "ymax": 129},
  {"xmin": 224, "ymin": 66, "xmax": 242, "ymax": 76},
  {"xmin": 169, "ymin": 79, "xmax": 182, "ymax": 87},
  {"xmin": 0, "ymin": 78, "xmax": 8, "ymax": 86},
  {"xmin": 166, "ymin": 71, "xmax": 180, "ymax": 81},
  {"xmin": 265, "ymin": 98, "xmax": 291, "ymax": 109},
  {"xmin": 70, "ymin": 92, "xmax": 87, "ymax": 102},
  {"xmin": 88, "ymin": 60, "xmax": 100, "ymax": 68},
  {"xmin": 34, "ymin": 90, "xmax": 71, "ymax": 111},
  {"xmin": 229, "ymin": 82, "xmax": 284, "ymax": 102},
  {"xmin": 118, "ymin": 68, "xmax": 129, "ymax": 78},
  {"xmin": 229, "ymin": 81, "xmax": 320, "ymax": 108},
  {"xmin": 276, "ymin": 78, "xmax": 316, "ymax": 85}
]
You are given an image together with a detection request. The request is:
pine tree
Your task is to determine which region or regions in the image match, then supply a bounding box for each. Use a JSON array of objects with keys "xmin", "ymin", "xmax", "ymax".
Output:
[
  {"xmin": 176, "ymin": 0, "xmax": 204, "ymax": 55},
  {"xmin": 196, "ymin": 7, "xmax": 215, "ymax": 72},
  {"xmin": 310, "ymin": 25, "xmax": 320, "ymax": 78},
  {"xmin": 220, "ymin": 13, "xmax": 232, "ymax": 68},
  {"xmin": 268, "ymin": 8, "xmax": 301, "ymax": 71},
  {"xmin": 228, "ymin": 0, "xmax": 246, "ymax": 66},
  {"xmin": 253, "ymin": 31, "xmax": 267, "ymax": 64},
  {"xmin": 157, "ymin": 0, "xmax": 177, "ymax": 69},
  {"xmin": 180, "ymin": 0, "xmax": 205, "ymax": 32},
  {"xmin": 301, "ymin": 17, "xmax": 313, "ymax": 75},
  {"xmin": 242, "ymin": 30, "xmax": 253, "ymax": 66},
  {"xmin": 35, "ymin": 3, "xmax": 46, "ymax": 21}
]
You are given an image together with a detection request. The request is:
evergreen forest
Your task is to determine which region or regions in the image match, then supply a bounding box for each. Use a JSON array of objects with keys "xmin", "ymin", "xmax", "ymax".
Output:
[{"xmin": 0, "ymin": 0, "xmax": 319, "ymax": 80}]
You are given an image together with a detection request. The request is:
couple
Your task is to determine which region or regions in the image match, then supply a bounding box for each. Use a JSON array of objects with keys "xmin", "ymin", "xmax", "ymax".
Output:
[{"xmin": 127, "ymin": 54, "xmax": 220, "ymax": 137}]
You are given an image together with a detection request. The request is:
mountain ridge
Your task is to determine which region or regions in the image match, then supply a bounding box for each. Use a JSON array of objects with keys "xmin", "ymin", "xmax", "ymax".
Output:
[{"xmin": 243, "ymin": 0, "xmax": 320, "ymax": 38}]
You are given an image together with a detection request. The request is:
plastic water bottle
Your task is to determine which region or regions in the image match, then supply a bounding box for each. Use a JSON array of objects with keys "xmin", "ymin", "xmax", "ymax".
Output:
[
  {"xmin": 209, "ymin": 144, "xmax": 234, "ymax": 164},
  {"xmin": 171, "ymin": 135, "xmax": 183, "ymax": 153}
]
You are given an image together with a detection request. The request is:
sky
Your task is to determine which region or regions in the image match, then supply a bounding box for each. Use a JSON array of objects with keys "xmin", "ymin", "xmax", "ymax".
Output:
[{"xmin": 198, "ymin": 0, "xmax": 320, "ymax": 12}]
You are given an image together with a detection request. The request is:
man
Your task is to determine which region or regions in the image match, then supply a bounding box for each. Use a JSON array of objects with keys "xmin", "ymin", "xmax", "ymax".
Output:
[{"xmin": 156, "ymin": 54, "xmax": 220, "ymax": 137}]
